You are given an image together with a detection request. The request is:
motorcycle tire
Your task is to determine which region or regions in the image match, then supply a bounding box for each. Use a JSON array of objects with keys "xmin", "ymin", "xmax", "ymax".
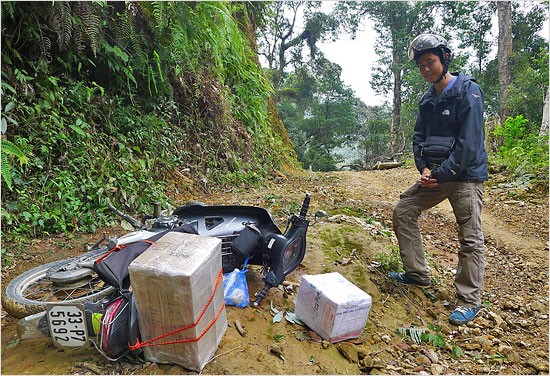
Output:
[{"xmin": 2, "ymin": 248, "xmax": 115, "ymax": 319}]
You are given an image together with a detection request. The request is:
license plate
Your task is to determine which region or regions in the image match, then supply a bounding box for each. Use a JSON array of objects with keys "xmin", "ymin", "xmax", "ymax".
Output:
[{"xmin": 46, "ymin": 304, "xmax": 88, "ymax": 347}]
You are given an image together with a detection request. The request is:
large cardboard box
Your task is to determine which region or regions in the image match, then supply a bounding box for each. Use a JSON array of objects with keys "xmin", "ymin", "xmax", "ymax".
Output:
[
  {"xmin": 128, "ymin": 232, "xmax": 227, "ymax": 371},
  {"xmin": 295, "ymin": 272, "xmax": 372, "ymax": 343}
]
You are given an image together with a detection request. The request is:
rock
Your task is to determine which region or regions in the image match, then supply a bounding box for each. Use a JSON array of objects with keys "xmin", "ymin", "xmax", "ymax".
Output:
[
  {"xmin": 435, "ymin": 288, "xmax": 450, "ymax": 301},
  {"xmin": 461, "ymin": 342, "xmax": 482, "ymax": 351},
  {"xmin": 413, "ymin": 365, "xmax": 427, "ymax": 372},
  {"xmin": 498, "ymin": 346, "xmax": 521, "ymax": 363},
  {"xmin": 140, "ymin": 363, "xmax": 163, "ymax": 374},
  {"xmin": 536, "ymin": 319, "xmax": 548, "ymax": 326},
  {"xmin": 423, "ymin": 348, "xmax": 439, "ymax": 363},
  {"xmin": 381, "ymin": 334, "xmax": 392, "ymax": 344},
  {"xmin": 525, "ymin": 357, "xmax": 550, "ymax": 372},
  {"xmin": 477, "ymin": 336, "xmax": 493, "ymax": 351},
  {"xmin": 415, "ymin": 354, "xmax": 431, "ymax": 366},
  {"xmin": 487, "ymin": 311, "xmax": 507, "ymax": 329},
  {"xmin": 502, "ymin": 300, "xmax": 521, "ymax": 311},
  {"xmin": 394, "ymin": 342, "xmax": 413, "ymax": 352},
  {"xmin": 385, "ymin": 364, "xmax": 404, "ymax": 372},
  {"xmin": 336, "ymin": 342, "xmax": 358, "ymax": 363},
  {"xmin": 431, "ymin": 364, "xmax": 446, "ymax": 375},
  {"xmin": 531, "ymin": 301, "xmax": 545, "ymax": 312},
  {"xmin": 359, "ymin": 355, "xmax": 385, "ymax": 372},
  {"xmin": 476, "ymin": 317, "xmax": 491, "ymax": 327},
  {"xmin": 517, "ymin": 319, "xmax": 533, "ymax": 328}
]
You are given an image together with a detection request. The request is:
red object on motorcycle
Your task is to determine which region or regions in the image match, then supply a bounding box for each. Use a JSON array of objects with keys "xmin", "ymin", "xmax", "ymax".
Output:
[{"xmin": 100, "ymin": 296, "xmax": 131, "ymax": 359}]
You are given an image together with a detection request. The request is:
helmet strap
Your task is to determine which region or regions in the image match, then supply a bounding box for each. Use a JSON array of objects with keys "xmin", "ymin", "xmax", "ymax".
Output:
[
  {"xmin": 434, "ymin": 71, "xmax": 447, "ymax": 84},
  {"xmin": 434, "ymin": 48, "xmax": 450, "ymax": 83}
]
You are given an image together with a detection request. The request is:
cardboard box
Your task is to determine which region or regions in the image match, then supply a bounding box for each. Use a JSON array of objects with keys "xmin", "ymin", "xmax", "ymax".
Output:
[
  {"xmin": 128, "ymin": 232, "xmax": 226, "ymax": 371},
  {"xmin": 295, "ymin": 272, "xmax": 372, "ymax": 343}
]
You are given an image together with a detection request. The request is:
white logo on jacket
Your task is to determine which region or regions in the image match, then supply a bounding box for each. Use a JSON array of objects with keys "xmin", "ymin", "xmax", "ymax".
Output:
[{"xmin": 442, "ymin": 109, "xmax": 450, "ymax": 116}]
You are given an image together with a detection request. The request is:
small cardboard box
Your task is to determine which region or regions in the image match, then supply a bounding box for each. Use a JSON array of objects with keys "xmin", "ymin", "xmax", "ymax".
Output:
[
  {"xmin": 295, "ymin": 272, "xmax": 372, "ymax": 343},
  {"xmin": 128, "ymin": 232, "xmax": 227, "ymax": 371}
]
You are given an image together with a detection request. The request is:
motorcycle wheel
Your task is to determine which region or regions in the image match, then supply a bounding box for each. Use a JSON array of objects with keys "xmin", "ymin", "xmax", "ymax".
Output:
[{"xmin": 2, "ymin": 248, "xmax": 115, "ymax": 319}]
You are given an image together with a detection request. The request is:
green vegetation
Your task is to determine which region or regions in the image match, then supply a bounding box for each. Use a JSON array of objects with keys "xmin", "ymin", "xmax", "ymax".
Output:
[
  {"xmin": 272, "ymin": 334, "xmax": 284, "ymax": 343},
  {"xmin": 1, "ymin": 2, "xmax": 294, "ymax": 240},
  {"xmin": 320, "ymin": 226, "xmax": 365, "ymax": 262},
  {"xmin": 372, "ymin": 246, "xmax": 403, "ymax": 273},
  {"xmin": 396, "ymin": 324, "xmax": 456, "ymax": 351},
  {"xmin": 492, "ymin": 115, "xmax": 549, "ymax": 189}
]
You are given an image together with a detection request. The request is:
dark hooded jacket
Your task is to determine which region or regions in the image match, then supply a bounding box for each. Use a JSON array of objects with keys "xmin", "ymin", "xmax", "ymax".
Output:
[{"xmin": 413, "ymin": 72, "xmax": 488, "ymax": 183}]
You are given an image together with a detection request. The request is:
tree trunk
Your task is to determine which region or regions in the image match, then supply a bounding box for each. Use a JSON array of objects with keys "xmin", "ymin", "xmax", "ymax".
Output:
[
  {"xmin": 390, "ymin": 48, "xmax": 402, "ymax": 157},
  {"xmin": 541, "ymin": 87, "xmax": 549, "ymax": 137},
  {"xmin": 497, "ymin": 1, "xmax": 513, "ymax": 122},
  {"xmin": 372, "ymin": 161, "xmax": 404, "ymax": 170}
]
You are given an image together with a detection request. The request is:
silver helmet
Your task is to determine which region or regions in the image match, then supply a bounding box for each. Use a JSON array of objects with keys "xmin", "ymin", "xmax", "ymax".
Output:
[{"xmin": 408, "ymin": 34, "xmax": 451, "ymax": 62}]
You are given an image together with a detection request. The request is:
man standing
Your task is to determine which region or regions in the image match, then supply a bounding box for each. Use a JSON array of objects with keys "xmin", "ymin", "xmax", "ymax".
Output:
[{"xmin": 391, "ymin": 34, "xmax": 488, "ymax": 325}]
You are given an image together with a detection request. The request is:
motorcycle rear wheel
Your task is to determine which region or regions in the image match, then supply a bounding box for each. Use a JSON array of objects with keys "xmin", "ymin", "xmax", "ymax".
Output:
[{"xmin": 2, "ymin": 248, "xmax": 115, "ymax": 319}]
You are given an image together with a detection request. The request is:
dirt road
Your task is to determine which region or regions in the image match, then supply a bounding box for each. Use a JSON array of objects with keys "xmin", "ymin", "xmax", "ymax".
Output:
[{"xmin": 1, "ymin": 167, "xmax": 548, "ymax": 375}]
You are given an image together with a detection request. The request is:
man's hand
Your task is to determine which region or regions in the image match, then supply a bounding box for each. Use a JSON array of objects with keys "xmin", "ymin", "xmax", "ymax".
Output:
[{"xmin": 419, "ymin": 167, "xmax": 439, "ymax": 188}]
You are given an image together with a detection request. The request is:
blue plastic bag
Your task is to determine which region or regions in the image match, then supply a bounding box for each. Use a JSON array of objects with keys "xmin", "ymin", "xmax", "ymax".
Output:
[{"xmin": 222, "ymin": 257, "xmax": 250, "ymax": 308}]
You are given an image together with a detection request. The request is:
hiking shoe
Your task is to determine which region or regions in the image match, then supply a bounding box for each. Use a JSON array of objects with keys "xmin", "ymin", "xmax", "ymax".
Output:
[
  {"xmin": 389, "ymin": 272, "xmax": 430, "ymax": 288},
  {"xmin": 449, "ymin": 305, "xmax": 480, "ymax": 325}
]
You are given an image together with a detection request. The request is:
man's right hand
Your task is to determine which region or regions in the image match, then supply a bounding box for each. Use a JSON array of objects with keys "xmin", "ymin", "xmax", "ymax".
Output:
[{"xmin": 419, "ymin": 167, "xmax": 439, "ymax": 188}]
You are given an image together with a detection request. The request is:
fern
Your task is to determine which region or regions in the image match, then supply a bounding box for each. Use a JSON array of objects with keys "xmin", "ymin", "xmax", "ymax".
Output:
[
  {"xmin": 1, "ymin": 151, "xmax": 12, "ymax": 189},
  {"xmin": 50, "ymin": 1, "xmax": 73, "ymax": 51},
  {"xmin": 73, "ymin": 2, "xmax": 103, "ymax": 56},
  {"xmin": 37, "ymin": 18, "xmax": 52, "ymax": 62},
  {"xmin": 1, "ymin": 139, "xmax": 28, "ymax": 190},
  {"xmin": 151, "ymin": 1, "xmax": 168, "ymax": 31}
]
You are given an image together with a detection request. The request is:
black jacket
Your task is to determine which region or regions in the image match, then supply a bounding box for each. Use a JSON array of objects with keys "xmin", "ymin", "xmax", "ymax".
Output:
[{"xmin": 413, "ymin": 72, "xmax": 488, "ymax": 183}]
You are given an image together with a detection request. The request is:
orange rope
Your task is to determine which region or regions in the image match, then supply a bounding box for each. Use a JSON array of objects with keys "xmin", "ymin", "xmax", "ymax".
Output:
[{"xmin": 128, "ymin": 269, "xmax": 225, "ymax": 351}]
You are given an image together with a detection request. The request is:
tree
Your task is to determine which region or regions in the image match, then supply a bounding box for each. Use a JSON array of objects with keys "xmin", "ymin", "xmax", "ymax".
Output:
[
  {"xmin": 257, "ymin": 2, "xmax": 338, "ymax": 90},
  {"xmin": 354, "ymin": 102, "xmax": 392, "ymax": 167},
  {"xmin": 497, "ymin": 1, "xmax": 513, "ymax": 121},
  {"xmin": 276, "ymin": 58, "xmax": 357, "ymax": 171},
  {"xmin": 505, "ymin": 2, "xmax": 548, "ymax": 130},
  {"xmin": 333, "ymin": 1, "xmax": 435, "ymax": 157}
]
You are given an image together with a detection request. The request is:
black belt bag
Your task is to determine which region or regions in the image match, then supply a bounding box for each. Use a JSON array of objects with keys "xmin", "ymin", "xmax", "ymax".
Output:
[{"xmin": 419, "ymin": 136, "xmax": 456, "ymax": 166}]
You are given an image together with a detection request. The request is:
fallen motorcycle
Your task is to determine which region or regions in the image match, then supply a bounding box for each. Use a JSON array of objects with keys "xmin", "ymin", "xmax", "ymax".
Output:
[{"xmin": 3, "ymin": 194, "xmax": 317, "ymax": 359}]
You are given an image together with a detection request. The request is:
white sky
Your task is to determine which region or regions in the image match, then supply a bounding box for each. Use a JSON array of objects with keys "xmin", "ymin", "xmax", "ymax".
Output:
[{"xmin": 317, "ymin": 19, "xmax": 388, "ymax": 107}]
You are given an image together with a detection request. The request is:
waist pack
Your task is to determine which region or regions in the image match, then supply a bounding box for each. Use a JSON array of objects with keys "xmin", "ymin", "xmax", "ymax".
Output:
[{"xmin": 419, "ymin": 136, "xmax": 456, "ymax": 166}]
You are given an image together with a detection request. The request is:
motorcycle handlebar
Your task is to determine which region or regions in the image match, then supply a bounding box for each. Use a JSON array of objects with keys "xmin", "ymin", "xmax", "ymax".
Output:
[
  {"xmin": 106, "ymin": 199, "xmax": 143, "ymax": 229},
  {"xmin": 299, "ymin": 193, "xmax": 311, "ymax": 218}
]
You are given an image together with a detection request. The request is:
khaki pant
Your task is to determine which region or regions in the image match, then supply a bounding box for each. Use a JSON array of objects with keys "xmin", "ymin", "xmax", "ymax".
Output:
[{"xmin": 392, "ymin": 181, "xmax": 485, "ymax": 307}]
